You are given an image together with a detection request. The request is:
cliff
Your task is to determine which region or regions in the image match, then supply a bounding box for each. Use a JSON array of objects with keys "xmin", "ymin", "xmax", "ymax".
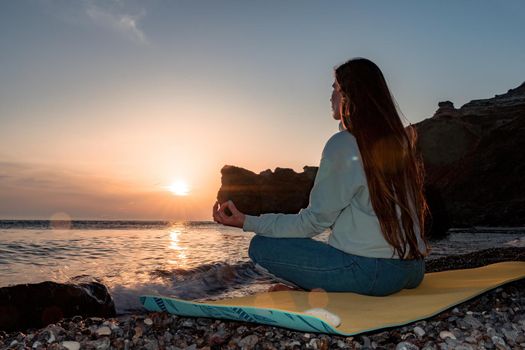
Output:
[{"xmin": 416, "ymin": 81, "xmax": 525, "ymax": 227}]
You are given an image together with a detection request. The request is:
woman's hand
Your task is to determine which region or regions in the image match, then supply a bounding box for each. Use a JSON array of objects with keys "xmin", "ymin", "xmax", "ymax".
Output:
[{"xmin": 213, "ymin": 200, "xmax": 246, "ymax": 229}]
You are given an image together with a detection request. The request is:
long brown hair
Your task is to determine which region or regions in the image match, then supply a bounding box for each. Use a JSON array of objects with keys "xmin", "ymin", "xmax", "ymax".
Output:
[{"xmin": 335, "ymin": 57, "xmax": 431, "ymax": 260}]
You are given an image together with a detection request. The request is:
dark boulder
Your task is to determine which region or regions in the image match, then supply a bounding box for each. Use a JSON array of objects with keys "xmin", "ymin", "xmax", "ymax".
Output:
[{"xmin": 0, "ymin": 281, "xmax": 115, "ymax": 332}]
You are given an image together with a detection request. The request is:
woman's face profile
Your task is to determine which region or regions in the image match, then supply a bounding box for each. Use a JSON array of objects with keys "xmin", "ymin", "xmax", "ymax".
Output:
[{"xmin": 331, "ymin": 79, "xmax": 343, "ymax": 121}]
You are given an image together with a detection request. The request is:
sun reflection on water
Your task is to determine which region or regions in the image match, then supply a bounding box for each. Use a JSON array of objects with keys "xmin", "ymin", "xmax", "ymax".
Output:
[{"xmin": 168, "ymin": 229, "xmax": 187, "ymax": 266}]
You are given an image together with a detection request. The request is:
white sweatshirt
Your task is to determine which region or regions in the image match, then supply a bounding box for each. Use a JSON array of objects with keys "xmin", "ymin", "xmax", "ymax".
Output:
[{"xmin": 242, "ymin": 121, "xmax": 427, "ymax": 259}]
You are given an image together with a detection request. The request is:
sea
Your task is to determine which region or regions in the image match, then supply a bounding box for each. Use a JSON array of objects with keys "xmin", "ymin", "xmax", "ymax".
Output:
[{"xmin": 1, "ymin": 220, "xmax": 524, "ymax": 315}]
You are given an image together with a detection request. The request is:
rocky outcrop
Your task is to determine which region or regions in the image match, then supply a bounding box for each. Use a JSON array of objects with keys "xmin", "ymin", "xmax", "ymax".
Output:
[
  {"xmin": 432, "ymin": 101, "xmax": 460, "ymax": 118},
  {"xmin": 217, "ymin": 81, "xmax": 525, "ymax": 231},
  {"xmin": 0, "ymin": 281, "xmax": 116, "ymax": 332},
  {"xmin": 414, "ymin": 81, "xmax": 525, "ymax": 227},
  {"xmin": 216, "ymin": 166, "xmax": 317, "ymax": 217}
]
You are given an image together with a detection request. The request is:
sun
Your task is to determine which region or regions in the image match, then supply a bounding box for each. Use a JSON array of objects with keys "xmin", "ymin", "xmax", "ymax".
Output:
[{"xmin": 167, "ymin": 180, "xmax": 190, "ymax": 196}]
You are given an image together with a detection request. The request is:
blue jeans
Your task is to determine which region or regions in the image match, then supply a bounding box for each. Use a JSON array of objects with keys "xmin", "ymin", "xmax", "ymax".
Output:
[{"xmin": 248, "ymin": 235, "xmax": 425, "ymax": 296}]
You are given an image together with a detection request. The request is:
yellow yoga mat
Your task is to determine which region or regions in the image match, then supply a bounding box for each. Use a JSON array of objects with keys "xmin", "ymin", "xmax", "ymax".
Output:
[{"xmin": 141, "ymin": 261, "xmax": 525, "ymax": 335}]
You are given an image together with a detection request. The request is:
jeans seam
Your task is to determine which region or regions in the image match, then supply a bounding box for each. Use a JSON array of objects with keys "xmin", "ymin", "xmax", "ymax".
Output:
[{"xmin": 254, "ymin": 259, "xmax": 356, "ymax": 272}]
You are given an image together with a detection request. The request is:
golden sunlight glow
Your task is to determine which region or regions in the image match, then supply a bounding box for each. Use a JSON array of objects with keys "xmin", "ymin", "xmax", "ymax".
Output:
[
  {"xmin": 168, "ymin": 229, "xmax": 187, "ymax": 266},
  {"xmin": 167, "ymin": 180, "xmax": 190, "ymax": 196}
]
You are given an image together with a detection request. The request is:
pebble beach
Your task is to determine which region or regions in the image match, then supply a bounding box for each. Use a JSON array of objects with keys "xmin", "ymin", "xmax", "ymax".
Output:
[{"xmin": 2, "ymin": 247, "xmax": 525, "ymax": 350}]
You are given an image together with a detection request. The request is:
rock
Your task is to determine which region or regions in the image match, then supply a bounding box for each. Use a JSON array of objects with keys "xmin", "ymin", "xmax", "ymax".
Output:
[
  {"xmin": 144, "ymin": 318, "xmax": 153, "ymax": 326},
  {"xmin": 0, "ymin": 281, "xmax": 115, "ymax": 332},
  {"xmin": 61, "ymin": 341, "xmax": 80, "ymax": 350},
  {"xmin": 415, "ymin": 81, "xmax": 525, "ymax": 227},
  {"xmin": 396, "ymin": 341, "xmax": 419, "ymax": 350},
  {"xmin": 453, "ymin": 345, "xmax": 474, "ymax": 350},
  {"xmin": 144, "ymin": 339, "xmax": 159, "ymax": 350},
  {"xmin": 96, "ymin": 326, "xmax": 111, "ymax": 336},
  {"xmin": 486, "ymin": 326, "xmax": 497, "ymax": 338},
  {"xmin": 413, "ymin": 326, "xmax": 426, "ymax": 337},
  {"xmin": 286, "ymin": 340, "xmax": 301, "ymax": 347},
  {"xmin": 217, "ymin": 165, "xmax": 316, "ymax": 217},
  {"xmin": 238, "ymin": 334, "xmax": 259, "ymax": 349},
  {"xmin": 432, "ymin": 101, "xmax": 460, "ymax": 118},
  {"xmin": 236, "ymin": 325, "xmax": 248, "ymax": 335},
  {"xmin": 308, "ymin": 338, "xmax": 320, "ymax": 349},
  {"xmin": 439, "ymin": 330, "xmax": 456, "ymax": 340},
  {"xmin": 208, "ymin": 329, "xmax": 230, "ymax": 346},
  {"xmin": 501, "ymin": 328, "xmax": 518, "ymax": 344},
  {"xmin": 182, "ymin": 319, "xmax": 195, "ymax": 328},
  {"xmin": 491, "ymin": 335, "xmax": 509, "ymax": 350},
  {"xmin": 515, "ymin": 333, "xmax": 525, "ymax": 343},
  {"xmin": 87, "ymin": 337, "xmax": 110, "ymax": 350},
  {"xmin": 462, "ymin": 315, "xmax": 482, "ymax": 329},
  {"xmin": 360, "ymin": 335, "xmax": 371, "ymax": 348},
  {"xmin": 421, "ymin": 345, "xmax": 436, "ymax": 350}
]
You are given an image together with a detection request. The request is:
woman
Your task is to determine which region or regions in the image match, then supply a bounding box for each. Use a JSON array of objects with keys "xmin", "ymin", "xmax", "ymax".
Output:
[{"xmin": 212, "ymin": 57, "xmax": 431, "ymax": 296}]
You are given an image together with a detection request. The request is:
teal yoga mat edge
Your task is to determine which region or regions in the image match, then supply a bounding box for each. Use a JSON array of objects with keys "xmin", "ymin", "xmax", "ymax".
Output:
[
  {"xmin": 139, "ymin": 294, "xmax": 340, "ymax": 334},
  {"xmin": 139, "ymin": 266, "xmax": 525, "ymax": 336}
]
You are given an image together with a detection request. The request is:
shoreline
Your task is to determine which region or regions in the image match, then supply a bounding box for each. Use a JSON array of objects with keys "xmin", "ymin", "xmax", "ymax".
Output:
[{"xmin": 2, "ymin": 247, "xmax": 525, "ymax": 349}]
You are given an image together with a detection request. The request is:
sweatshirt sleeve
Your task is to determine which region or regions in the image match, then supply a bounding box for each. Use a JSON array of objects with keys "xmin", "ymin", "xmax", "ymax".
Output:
[{"xmin": 242, "ymin": 139, "xmax": 362, "ymax": 238}]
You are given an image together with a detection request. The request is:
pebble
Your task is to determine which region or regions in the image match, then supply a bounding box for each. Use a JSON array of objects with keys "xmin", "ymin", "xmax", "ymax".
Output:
[
  {"xmin": 361, "ymin": 335, "xmax": 371, "ymax": 348},
  {"xmin": 413, "ymin": 326, "xmax": 426, "ymax": 337},
  {"xmin": 182, "ymin": 319, "xmax": 194, "ymax": 327},
  {"xmin": 501, "ymin": 328, "xmax": 518, "ymax": 343},
  {"xmin": 144, "ymin": 339, "xmax": 159, "ymax": 350},
  {"xmin": 454, "ymin": 345, "xmax": 474, "ymax": 350},
  {"xmin": 396, "ymin": 341, "xmax": 419, "ymax": 350},
  {"xmin": 48, "ymin": 333, "xmax": 56, "ymax": 344},
  {"xmin": 95, "ymin": 326, "xmax": 112, "ymax": 336},
  {"xmin": 491, "ymin": 335, "xmax": 508, "ymax": 350},
  {"xmin": 209, "ymin": 329, "xmax": 230, "ymax": 345},
  {"xmin": 439, "ymin": 330, "xmax": 456, "ymax": 340},
  {"xmin": 61, "ymin": 341, "xmax": 81, "ymax": 350},
  {"xmin": 308, "ymin": 338, "xmax": 319, "ymax": 349},
  {"xmin": 144, "ymin": 318, "xmax": 153, "ymax": 326},
  {"xmin": 464, "ymin": 336, "xmax": 477, "ymax": 344},
  {"xmin": 236, "ymin": 325, "xmax": 248, "ymax": 335},
  {"xmin": 462, "ymin": 314, "xmax": 482, "ymax": 328},
  {"xmin": 87, "ymin": 337, "xmax": 110, "ymax": 350},
  {"xmin": 134, "ymin": 326, "xmax": 143, "ymax": 338},
  {"xmin": 238, "ymin": 334, "xmax": 259, "ymax": 349}
]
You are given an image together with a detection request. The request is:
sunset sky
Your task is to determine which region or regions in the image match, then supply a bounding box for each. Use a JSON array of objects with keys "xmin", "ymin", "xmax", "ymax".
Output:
[{"xmin": 1, "ymin": 0, "xmax": 524, "ymax": 221}]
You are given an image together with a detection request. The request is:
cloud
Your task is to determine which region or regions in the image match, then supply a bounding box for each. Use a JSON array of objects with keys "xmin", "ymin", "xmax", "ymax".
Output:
[{"xmin": 85, "ymin": 4, "xmax": 148, "ymax": 44}]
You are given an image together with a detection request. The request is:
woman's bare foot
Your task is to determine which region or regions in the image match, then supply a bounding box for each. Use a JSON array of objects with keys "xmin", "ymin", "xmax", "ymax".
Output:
[{"xmin": 267, "ymin": 283, "xmax": 302, "ymax": 292}]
